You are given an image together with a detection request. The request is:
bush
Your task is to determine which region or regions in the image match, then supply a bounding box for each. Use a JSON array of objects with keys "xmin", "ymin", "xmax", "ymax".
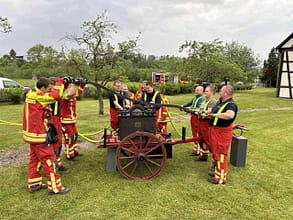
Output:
[
  {"xmin": 0, "ymin": 89, "xmax": 10, "ymax": 102},
  {"xmin": 180, "ymin": 83, "xmax": 194, "ymax": 94},
  {"xmin": 6, "ymin": 88, "xmax": 23, "ymax": 104}
]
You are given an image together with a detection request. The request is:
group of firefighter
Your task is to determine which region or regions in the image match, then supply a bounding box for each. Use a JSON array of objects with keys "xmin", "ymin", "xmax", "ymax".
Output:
[
  {"xmin": 23, "ymin": 77, "xmax": 86, "ymax": 195},
  {"xmin": 22, "ymin": 76, "xmax": 237, "ymax": 195},
  {"xmin": 109, "ymin": 80, "xmax": 170, "ymax": 135},
  {"xmin": 110, "ymin": 80, "xmax": 238, "ymax": 185}
]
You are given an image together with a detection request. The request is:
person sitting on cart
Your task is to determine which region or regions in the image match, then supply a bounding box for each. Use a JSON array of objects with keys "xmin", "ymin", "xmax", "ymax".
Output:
[{"xmin": 141, "ymin": 81, "xmax": 162, "ymax": 129}]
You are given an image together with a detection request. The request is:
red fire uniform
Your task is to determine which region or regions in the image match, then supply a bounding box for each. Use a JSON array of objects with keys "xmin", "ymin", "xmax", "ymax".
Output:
[
  {"xmin": 208, "ymin": 98, "xmax": 238, "ymax": 184},
  {"xmin": 23, "ymin": 78, "xmax": 66, "ymax": 193},
  {"xmin": 182, "ymin": 94, "xmax": 205, "ymax": 155},
  {"xmin": 60, "ymin": 84, "xmax": 84, "ymax": 159},
  {"xmin": 197, "ymin": 98, "xmax": 217, "ymax": 160},
  {"xmin": 157, "ymin": 95, "xmax": 170, "ymax": 135},
  {"xmin": 134, "ymin": 86, "xmax": 144, "ymax": 100},
  {"xmin": 109, "ymin": 92, "xmax": 124, "ymax": 131}
]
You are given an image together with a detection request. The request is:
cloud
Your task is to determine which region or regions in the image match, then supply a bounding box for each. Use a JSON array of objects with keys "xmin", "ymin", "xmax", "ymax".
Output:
[{"xmin": 0, "ymin": 0, "xmax": 292, "ymax": 60}]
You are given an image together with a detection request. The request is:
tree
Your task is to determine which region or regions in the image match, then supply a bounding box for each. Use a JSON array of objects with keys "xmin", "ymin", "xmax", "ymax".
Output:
[
  {"xmin": 223, "ymin": 41, "xmax": 261, "ymax": 82},
  {"xmin": 0, "ymin": 17, "xmax": 12, "ymax": 33},
  {"xmin": 179, "ymin": 39, "xmax": 224, "ymax": 60},
  {"xmin": 262, "ymin": 48, "xmax": 279, "ymax": 87},
  {"xmin": 9, "ymin": 49, "xmax": 16, "ymax": 59},
  {"xmin": 64, "ymin": 10, "xmax": 130, "ymax": 115}
]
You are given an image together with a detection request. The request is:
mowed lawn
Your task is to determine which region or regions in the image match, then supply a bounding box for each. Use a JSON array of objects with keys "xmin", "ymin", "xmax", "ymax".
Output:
[{"xmin": 0, "ymin": 88, "xmax": 292, "ymax": 219}]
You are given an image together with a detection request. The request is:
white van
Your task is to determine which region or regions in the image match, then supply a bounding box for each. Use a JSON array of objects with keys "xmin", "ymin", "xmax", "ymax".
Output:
[{"xmin": 0, "ymin": 77, "xmax": 25, "ymax": 89}]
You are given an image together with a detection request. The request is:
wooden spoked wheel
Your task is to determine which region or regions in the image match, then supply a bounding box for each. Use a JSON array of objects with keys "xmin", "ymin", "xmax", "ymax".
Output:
[{"xmin": 116, "ymin": 131, "xmax": 167, "ymax": 180}]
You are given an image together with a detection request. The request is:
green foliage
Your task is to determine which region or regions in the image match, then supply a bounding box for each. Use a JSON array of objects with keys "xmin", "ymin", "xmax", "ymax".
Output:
[
  {"xmin": 261, "ymin": 48, "xmax": 279, "ymax": 87},
  {"xmin": 6, "ymin": 88, "xmax": 23, "ymax": 104},
  {"xmin": 180, "ymin": 82, "xmax": 194, "ymax": 93},
  {"xmin": 0, "ymin": 88, "xmax": 23, "ymax": 103},
  {"xmin": 0, "ymin": 16, "xmax": 12, "ymax": 33},
  {"xmin": 0, "ymin": 89, "xmax": 9, "ymax": 102}
]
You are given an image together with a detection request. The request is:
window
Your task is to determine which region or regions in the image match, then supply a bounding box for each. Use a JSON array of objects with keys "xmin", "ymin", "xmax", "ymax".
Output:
[{"xmin": 3, "ymin": 80, "xmax": 22, "ymax": 88}]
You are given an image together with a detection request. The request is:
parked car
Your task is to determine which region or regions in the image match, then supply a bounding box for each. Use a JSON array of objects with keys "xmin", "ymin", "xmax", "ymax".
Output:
[
  {"xmin": 0, "ymin": 77, "xmax": 26, "ymax": 89},
  {"xmin": 0, "ymin": 77, "xmax": 31, "ymax": 101}
]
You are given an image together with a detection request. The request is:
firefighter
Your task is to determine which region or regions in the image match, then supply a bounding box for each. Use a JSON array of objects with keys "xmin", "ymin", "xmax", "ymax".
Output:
[
  {"xmin": 196, "ymin": 86, "xmax": 217, "ymax": 161},
  {"xmin": 182, "ymin": 85, "xmax": 205, "ymax": 155},
  {"xmin": 134, "ymin": 80, "xmax": 147, "ymax": 100},
  {"xmin": 207, "ymin": 85, "xmax": 238, "ymax": 184},
  {"xmin": 121, "ymin": 84, "xmax": 134, "ymax": 107},
  {"xmin": 109, "ymin": 80, "xmax": 125, "ymax": 131},
  {"xmin": 48, "ymin": 78, "xmax": 67, "ymax": 171},
  {"xmin": 60, "ymin": 79, "xmax": 85, "ymax": 161},
  {"xmin": 157, "ymin": 93, "xmax": 170, "ymax": 135},
  {"xmin": 23, "ymin": 77, "xmax": 74, "ymax": 195},
  {"xmin": 141, "ymin": 81, "xmax": 162, "ymax": 129}
]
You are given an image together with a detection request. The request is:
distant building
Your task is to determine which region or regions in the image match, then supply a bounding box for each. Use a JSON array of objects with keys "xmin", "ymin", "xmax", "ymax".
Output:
[{"xmin": 276, "ymin": 32, "xmax": 293, "ymax": 98}]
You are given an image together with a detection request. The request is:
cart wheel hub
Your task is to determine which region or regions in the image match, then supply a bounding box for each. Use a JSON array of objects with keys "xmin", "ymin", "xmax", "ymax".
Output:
[{"xmin": 137, "ymin": 153, "xmax": 145, "ymax": 162}]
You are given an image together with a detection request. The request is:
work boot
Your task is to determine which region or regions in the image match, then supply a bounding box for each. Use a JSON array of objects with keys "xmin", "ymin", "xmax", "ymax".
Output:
[
  {"xmin": 208, "ymin": 171, "xmax": 215, "ymax": 177},
  {"xmin": 198, "ymin": 155, "xmax": 208, "ymax": 161},
  {"xmin": 191, "ymin": 151, "xmax": 200, "ymax": 156},
  {"xmin": 58, "ymin": 166, "xmax": 68, "ymax": 171},
  {"xmin": 67, "ymin": 156, "xmax": 78, "ymax": 161},
  {"xmin": 48, "ymin": 188, "xmax": 70, "ymax": 195},
  {"xmin": 29, "ymin": 184, "xmax": 47, "ymax": 193},
  {"xmin": 75, "ymin": 152, "xmax": 83, "ymax": 157},
  {"xmin": 208, "ymin": 177, "xmax": 225, "ymax": 184}
]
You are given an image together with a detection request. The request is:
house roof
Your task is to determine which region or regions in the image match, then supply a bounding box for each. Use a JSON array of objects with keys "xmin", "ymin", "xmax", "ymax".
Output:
[{"xmin": 276, "ymin": 32, "xmax": 293, "ymax": 51}]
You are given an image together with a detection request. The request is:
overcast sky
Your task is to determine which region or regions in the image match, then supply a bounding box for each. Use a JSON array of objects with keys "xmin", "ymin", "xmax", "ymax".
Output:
[{"xmin": 0, "ymin": 0, "xmax": 292, "ymax": 61}]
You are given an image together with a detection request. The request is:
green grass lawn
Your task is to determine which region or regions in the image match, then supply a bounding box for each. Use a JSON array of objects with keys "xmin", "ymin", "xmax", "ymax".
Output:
[{"xmin": 0, "ymin": 88, "xmax": 292, "ymax": 219}]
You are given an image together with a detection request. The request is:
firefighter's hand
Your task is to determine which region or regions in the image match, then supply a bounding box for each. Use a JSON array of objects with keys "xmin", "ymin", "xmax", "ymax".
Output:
[
  {"xmin": 66, "ymin": 83, "xmax": 76, "ymax": 97},
  {"xmin": 206, "ymin": 113, "xmax": 216, "ymax": 118}
]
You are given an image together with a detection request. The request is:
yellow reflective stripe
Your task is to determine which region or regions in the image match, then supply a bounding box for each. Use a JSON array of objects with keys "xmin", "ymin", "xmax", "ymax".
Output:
[
  {"xmin": 143, "ymin": 91, "xmax": 160, "ymax": 103},
  {"xmin": 25, "ymin": 98, "xmax": 36, "ymax": 104},
  {"xmin": 25, "ymin": 102, "xmax": 29, "ymax": 132},
  {"xmin": 54, "ymin": 101, "xmax": 58, "ymax": 115},
  {"xmin": 152, "ymin": 91, "xmax": 159, "ymax": 103},
  {"xmin": 114, "ymin": 94, "xmax": 118, "ymax": 102},
  {"xmin": 23, "ymin": 131, "xmax": 47, "ymax": 143},
  {"xmin": 220, "ymin": 154, "xmax": 224, "ymax": 163},
  {"xmin": 55, "ymin": 84, "xmax": 64, "ymax": 98},
  {"xmin": 61, "ymin": 118, "xmax": 76, "ymax": 124},
  {"xmin": 203, "ymin": 100, "xmax": 211, "ymax": 111},
  {"xmin": 50, "ymin": 172, "xmax": 58, "ymax": 193},
  {"xmin": 28, "ymin": 177, "xmax": 42, "ymax": 183},
  {"xmin": 213, "ymin": 102, "xmax": 231, "ymax": 126},
  {"xmin": 23, "ymin": 131, "xmax": 47, "ymax": 138},
  {"xmin": 46, "ymin": 159, "xmax": 52, "ymax": 167},
  {"xmin": 37, "ymin": 162, "xmax": 42, "ymax": 172},
  {"xmin": 27, "ymin": 90, "xmax": 56, "ymax": 106}
]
